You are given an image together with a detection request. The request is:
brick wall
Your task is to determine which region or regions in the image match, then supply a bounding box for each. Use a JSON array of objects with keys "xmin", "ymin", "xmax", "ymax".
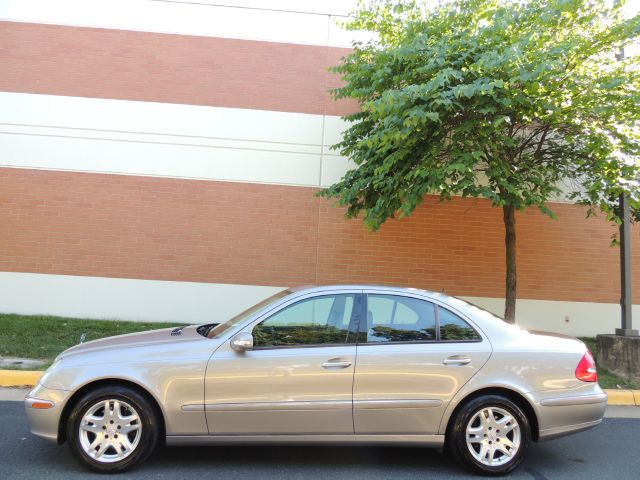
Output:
[
  {"xmin": 0, "ymin": 168, "xmax": 633, "ymax": 303},
  {"xmin": 0, "ymin": 21, "xmax": 355, "ymax": 115},
  {"xmin": 0, "ymin": 19, "xmax": 632, "ymax": 306}
]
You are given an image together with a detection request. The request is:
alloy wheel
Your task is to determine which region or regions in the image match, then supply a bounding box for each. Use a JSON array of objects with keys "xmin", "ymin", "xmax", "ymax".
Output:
[
  {"xmin": 78, "ymin": 399, "xmax": 142, "ymax": 463},
  {"xmin": 465, "ymin": 406, "xmax": 521, "ymax": 466}
]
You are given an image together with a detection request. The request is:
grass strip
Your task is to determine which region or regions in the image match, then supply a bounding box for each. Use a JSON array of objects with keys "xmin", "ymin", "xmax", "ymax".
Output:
[{"xmin": 0, "ymin": 313, "xmax": 184, "ymax": 370}]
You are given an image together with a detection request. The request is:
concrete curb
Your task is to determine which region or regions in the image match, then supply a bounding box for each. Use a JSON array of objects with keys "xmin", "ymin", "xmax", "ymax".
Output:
[
  {"xmin": 0, "ymin": 370, "xmax": 638, "ymax": 405},
  {"xmin": 605, "ymin": 389, "xmax": 640, "ymax": 406},
  {"xmin": 0, "ymin": 369, "xmax": 43, "ymax": 388}
]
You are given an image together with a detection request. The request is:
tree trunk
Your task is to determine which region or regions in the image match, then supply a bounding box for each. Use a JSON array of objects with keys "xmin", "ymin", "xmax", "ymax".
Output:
[{"xmin": 503, "ymin": 204, "xmax": 517, "ymax": 324}]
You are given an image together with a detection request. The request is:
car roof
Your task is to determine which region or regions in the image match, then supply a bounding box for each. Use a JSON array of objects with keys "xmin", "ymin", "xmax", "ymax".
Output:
[
  {"xmin": 288, "ymin": 284, "xmax": 449, "ymax": 300},
  {"xmin": 284, "ymin": 285, "xmax": 515, "ymax": 343}
]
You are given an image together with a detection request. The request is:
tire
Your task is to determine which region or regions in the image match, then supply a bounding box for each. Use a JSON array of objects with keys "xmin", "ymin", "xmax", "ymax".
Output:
[
  {"xmin": 66, "ymin": 385, "xmax": 160, "ymax": 473},
  {"xmin": 447, "ymin": 395, "xmax": 531, "ymax": 476}
]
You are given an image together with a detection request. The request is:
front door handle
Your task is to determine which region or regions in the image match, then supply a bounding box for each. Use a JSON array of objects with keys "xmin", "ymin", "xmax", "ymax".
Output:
[
  {"xmin": 443, "ymin": 355, "xmax": 471, "ymax": 366},
  {"xmin": 322, "ymin": 359, "xmax": 352, "ymax": 369}
]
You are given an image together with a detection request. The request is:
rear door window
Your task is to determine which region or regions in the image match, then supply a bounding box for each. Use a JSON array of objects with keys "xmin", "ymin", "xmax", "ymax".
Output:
[{"xmin": 365, "ymin": 294, "xmax": 437, "ymax": 343}]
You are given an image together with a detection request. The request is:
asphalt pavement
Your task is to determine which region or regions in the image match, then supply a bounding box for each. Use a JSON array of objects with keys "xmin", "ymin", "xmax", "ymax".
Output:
[{"xmin": 1, "ymin": 398, "xmax": 639, "ymax": 480}]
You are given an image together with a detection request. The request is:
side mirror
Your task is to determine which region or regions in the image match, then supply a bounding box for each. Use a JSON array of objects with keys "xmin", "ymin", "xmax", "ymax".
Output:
[{"xmin": 230, "ymin": 332, "xmax": 254, "ymax": 352}]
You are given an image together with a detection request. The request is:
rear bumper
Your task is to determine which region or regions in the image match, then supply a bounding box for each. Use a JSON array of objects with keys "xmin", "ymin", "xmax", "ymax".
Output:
[
  {"xmin": 533, "ymin": 390, "xmax": 607, "ymax": 441},
  {"xmin": 24, "ymin": 384, "xmax": 71, "ymax": 443},
  {"xmin": 538, "ymin": 418, "xmax": 603, "ymax": 441}
]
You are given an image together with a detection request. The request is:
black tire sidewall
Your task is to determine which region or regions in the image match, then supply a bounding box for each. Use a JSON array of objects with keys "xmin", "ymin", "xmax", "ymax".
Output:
[
  {"xmin": 67, "ymin": 386, "xmax": 159, "ymax": 473},
  {"xmin": 450, "ymin": 395, "xmax": 531, "ymax": 476}
]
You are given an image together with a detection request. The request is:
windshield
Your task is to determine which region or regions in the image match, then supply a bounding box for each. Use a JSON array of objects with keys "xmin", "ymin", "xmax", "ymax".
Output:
[{"xmin": 206, "ymin": 289, "xmax": 292, "ymax": 339}]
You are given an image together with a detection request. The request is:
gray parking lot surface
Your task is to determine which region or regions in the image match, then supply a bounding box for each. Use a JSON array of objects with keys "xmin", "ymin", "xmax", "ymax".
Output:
[{"xmin": 1, "ymin": 400, "xmax": 639, "ymax": 479}]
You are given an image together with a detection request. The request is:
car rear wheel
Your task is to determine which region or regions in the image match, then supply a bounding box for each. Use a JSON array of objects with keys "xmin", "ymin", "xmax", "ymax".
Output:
[
  {"xmin": 448, "ymin": 394, "xmax": 531, "ymax": 475},
  {"xmin": 66, "ymin": 385, "xmax": 159, "ymax": 473}
]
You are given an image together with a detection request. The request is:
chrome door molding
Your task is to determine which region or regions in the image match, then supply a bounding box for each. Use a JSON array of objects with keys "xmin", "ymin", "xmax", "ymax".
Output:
[
  {"xmin": 539, "ymin": 393, "xmax": 608, "ymax": 407},
  {"xmin": 354, "ymin": 399, "xmax": 443, "ymax": 409},
  {"xmin": 204, "ymin": 400, "xmax": 353, "ymax": 412},
  {"xmin": 250, "ymin": 343, "xmax": 357, "ymax": 352}
]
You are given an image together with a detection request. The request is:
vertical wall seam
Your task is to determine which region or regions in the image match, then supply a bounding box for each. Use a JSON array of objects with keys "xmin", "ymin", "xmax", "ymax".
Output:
[{"xmin": 314, "ymin": 14, "xmax": 333, "ymax": 285}]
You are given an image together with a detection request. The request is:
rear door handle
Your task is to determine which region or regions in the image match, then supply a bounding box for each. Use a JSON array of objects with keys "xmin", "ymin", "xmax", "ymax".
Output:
[
  {"xmin": 443, "ymin": 355, "xmax": 471, "ymax": 366},
  {"xmin": 322, "ymin": 359, "xmax": 352, "ymax": 369}
]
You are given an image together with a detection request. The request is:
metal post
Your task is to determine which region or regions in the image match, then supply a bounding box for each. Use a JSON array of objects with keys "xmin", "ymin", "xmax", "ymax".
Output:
[
  {"xmin": 616, "ymin": 193, "xmax": 638, "ymax": 336},
  {"xmin": 613, "ymin": 13, "xmax": 638, "ymax": 336}
]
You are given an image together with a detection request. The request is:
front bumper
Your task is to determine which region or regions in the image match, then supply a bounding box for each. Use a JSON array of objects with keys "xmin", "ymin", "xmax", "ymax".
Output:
[
  {"xmin": 533, "ymin": 388, "xmax": 608, "ymax": 441},
  {"xmin": 24, "ymin": 384, "xmax": 72, "ymax": 443}
]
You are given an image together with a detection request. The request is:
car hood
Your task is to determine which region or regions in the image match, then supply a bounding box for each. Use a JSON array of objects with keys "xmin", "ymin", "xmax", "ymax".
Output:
[{"xmin": 59, "ymin": 325, "xmax": 202, "ymax": 358}]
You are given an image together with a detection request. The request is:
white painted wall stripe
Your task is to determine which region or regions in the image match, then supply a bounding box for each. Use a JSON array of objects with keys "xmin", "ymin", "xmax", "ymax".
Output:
[
  {"xmin": 0, "ymin": 271, "xmax": 631, "ymax": 336},
  {"xmin": 0, "ymin": 0, "xmax": 371, "ymax": 47},
  {"xmin": 0, "ymin": 92, "xmax": 575, "ymax": 198},
  {"xmin": 1, "ymin": 93, "xmax": 327, "ymax": 147},
  {"xmin": 0, "ymin": 92, "xmax": 351, "ymax": 187},
  {"xmin": 0, "ymin": 272, "xmax": 286, "ymax": 324},
  {"xmin": 460, "ymin": 296, "xmax": 627, "ymax": 339},
  {"xmin": 151, "ymin": 0, "xmax": 359, "ymax": 16},
  {"xmin": 0, "ymin": 93, "xmax": 577, "ymax": 199}
]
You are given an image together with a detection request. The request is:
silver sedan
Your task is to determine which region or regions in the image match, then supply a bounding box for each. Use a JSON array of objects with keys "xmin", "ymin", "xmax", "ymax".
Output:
[{"xmin": 25, "ymin": 285, "xmax": 606, "ymax": 475}]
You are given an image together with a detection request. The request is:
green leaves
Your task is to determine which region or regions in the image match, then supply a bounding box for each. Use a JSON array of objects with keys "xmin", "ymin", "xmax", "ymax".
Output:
[{"xmin": 319, "ymin": 0, "xmax": 640, "ymax": 229}]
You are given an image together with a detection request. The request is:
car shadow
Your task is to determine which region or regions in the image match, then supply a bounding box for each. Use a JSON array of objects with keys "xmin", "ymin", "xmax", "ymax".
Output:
[
  {"xmin": 2, "ymin": 399, "xmax": 607, "ymax": 480},
  {"xmin": 144, "ymin": 444, "xmax": 474, "ymax": 478},
  {"xmin": 2, "ymin": 435, "xmax": 591, "ymax": 480}
]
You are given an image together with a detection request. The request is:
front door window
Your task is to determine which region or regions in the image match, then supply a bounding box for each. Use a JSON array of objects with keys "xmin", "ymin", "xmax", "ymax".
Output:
[{"xmin": 253, "ymin": 294, "xmax": 356, "ymax": 348}]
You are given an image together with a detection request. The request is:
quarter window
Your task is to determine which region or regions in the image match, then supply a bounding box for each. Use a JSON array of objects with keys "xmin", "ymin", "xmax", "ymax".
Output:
[
  {"xmin": 366, "ymin": 295, "xmax": 436, "ymax": 343},
  {"xmin": 439, "ymin": 307, "xmax": 481, "ymax": 341},
  {"xmin": 252, "ymin": 294, "xmax": 355, "ymax": 348}
]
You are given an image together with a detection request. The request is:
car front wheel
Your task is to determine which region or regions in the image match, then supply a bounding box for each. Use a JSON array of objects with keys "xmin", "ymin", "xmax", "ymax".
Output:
[
  {"xmin": 66, "ymin": 385, "xmax": 159, "ymax": 473},
  {"xmin": 448, "ymin": 394, "xmax": 531, "ymax": 475}
]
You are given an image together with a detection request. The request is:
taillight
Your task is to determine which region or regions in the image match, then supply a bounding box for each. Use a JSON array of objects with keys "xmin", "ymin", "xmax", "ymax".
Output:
[{"xmin": 575, "ymin": 350, "xmax": 598, "ymax": 382}]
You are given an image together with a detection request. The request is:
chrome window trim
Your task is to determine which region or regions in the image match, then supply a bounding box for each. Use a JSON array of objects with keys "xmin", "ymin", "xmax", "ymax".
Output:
[
  {"xmin": 360, "ymin": 291, "xmax": 483, "ymax": 345},
  {"xmin": 250, "ymin": 343, "xmax": 357, "ymax": 352},
  {"xmin": 361, "ymin": 288, "xmax": 489, "ymax": 344},
  {"xmin": 358, "ymin": 339, "xmax": 483, "ymax": 346},
  {"xmin": 214, "ymin": 287, "xmax": 488, "ymax": 347}
]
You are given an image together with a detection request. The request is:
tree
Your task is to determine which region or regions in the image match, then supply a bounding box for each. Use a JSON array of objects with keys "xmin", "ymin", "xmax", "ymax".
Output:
[{"xmin": 319, "ymin": 0, "xmax": 640, "ymax": 323}]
